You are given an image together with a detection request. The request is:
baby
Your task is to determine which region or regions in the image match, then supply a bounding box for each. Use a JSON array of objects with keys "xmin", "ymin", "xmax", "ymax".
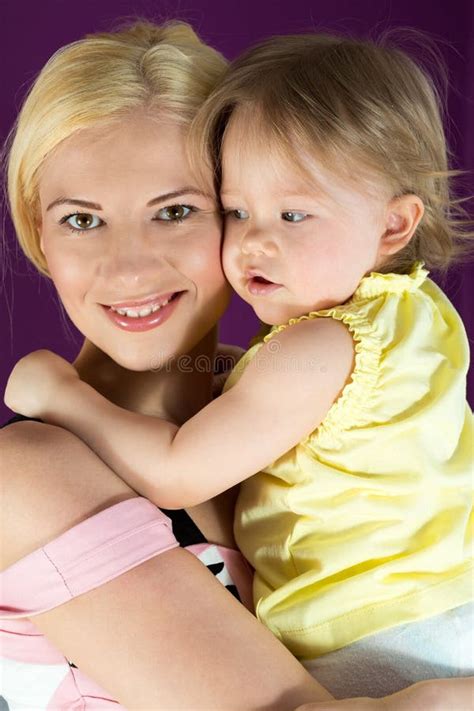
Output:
[{"xmin": 6, "ymin": 31, "xmax": 473, "ymax": 699}]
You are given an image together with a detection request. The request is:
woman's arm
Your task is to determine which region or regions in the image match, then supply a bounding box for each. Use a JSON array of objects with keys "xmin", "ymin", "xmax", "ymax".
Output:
[
  {"xmin": 5, "ymin": 318, "xmax": 354, "ymax": 508},
  {"xmin": 0, "ymin": 421, "xmax": 333, "ymax": 710},
  {"xmin": 296, "ymin": 678, "xmax": 474, "ymax": 710},
  {"xmin": 2, "ymin": 424, "xmax": 469, "ymax": 711}
]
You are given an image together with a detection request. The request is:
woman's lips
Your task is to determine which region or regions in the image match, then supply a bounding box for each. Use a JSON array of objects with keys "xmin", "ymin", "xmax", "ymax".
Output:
[
  {"xmin": 247, "ymin": 276, "xmax": 283, "ymax": 296},
  {"xmin": 108, "ymin": 291, "xmax": 178, "ymax": 310},
  {"xmin": 102, "ymin": 291, "xmax": 185, "ymax": 332}
]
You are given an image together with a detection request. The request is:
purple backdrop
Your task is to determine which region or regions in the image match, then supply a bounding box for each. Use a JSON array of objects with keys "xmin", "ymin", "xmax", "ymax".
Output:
[{"xmin": 1, "ymin": 0, "xmax": 473, "ymax": 423}]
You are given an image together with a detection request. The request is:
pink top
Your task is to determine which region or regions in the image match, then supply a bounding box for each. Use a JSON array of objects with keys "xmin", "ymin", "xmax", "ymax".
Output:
[{"xmin": 0, "ymin": 497, "xmax": 253, "ymax": 709}]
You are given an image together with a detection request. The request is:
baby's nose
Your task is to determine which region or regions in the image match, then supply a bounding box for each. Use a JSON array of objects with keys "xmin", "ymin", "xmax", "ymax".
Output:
[{"xmin": 240, "ymin": 227, "xmax": 277, "ymax": 256}]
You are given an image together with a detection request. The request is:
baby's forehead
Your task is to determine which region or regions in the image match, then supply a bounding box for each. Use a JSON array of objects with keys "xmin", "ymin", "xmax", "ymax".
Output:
[
  {"xmin": 222, "ymin": 114, "xmax": 299, "ymax": 173},
  {"xmin": 222, "ymin": 122, "xmax": 336, "ymax": 195},
  {"xmin": 221, "ymin": 108, "xmax": 391, "ymax": 205}
]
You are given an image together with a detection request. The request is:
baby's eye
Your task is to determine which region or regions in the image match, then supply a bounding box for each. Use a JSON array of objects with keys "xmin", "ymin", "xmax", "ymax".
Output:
[
  {"xmin": 61, "ymin": 213, "xmax": 103, "ymax": 232},
  {"xmin": 225, "ymin": 209, "xmax": 249, "ymax": 220},
  {"xmin": 154, "ymin": 204, "xmax": 194, "ymax": 222},
  {"xmin": 281, "ymin": 211, "xmax": 308, "ymax": 223}
]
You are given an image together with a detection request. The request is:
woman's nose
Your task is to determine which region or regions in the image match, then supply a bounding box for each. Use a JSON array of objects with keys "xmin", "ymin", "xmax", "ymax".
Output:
[{"xmin": 99, "ymin": 231, "xmax": 164, "ymax": 289}]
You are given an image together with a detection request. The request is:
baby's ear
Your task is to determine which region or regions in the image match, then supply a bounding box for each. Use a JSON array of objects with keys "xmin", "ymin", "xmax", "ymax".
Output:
[{"xmin": 378, "ymin": 194, "xmax": 424, "ymax": 258}]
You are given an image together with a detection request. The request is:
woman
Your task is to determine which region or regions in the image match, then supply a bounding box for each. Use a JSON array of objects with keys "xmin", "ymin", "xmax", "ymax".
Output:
[
  {"xmin": 0, "ymin": 19, "xmax": 469, "ymax": 711},
  {"xmin": 0, "ymin": 19, "xmax": 335, "ymax": 709}
]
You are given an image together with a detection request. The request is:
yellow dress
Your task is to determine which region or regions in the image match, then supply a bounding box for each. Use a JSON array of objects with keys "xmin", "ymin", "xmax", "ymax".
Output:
[{"xmin": 224, "ymin": 262, "xmax": 474, "ymax": 659}]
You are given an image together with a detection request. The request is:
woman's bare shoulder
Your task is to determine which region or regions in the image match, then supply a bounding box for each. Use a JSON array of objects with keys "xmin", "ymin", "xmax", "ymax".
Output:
[
  {"xmin": 0, "ymin": 418, "xmax": 82, "ymax": 476},
  {"xmin": 0, "ymin": 418, "xmax": 62, "ymax": 469},
  {"xmin": 0, "ymin": 419, "xmax": 134, "ymax": 570}
]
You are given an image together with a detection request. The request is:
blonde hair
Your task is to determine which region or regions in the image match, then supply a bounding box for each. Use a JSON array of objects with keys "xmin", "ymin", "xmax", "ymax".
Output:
[
  {"xmin": 191, "ymin": 31, "xmax": 473, "ymax": 274},
  {"xmin": 5, "ymin": 20, "xmax": 227, "ymax": 275}
]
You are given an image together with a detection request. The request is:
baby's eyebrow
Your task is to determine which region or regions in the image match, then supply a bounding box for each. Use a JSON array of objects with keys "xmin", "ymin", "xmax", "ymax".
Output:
[{"xmin": 220, "ymin": 189, "xmax": 327, "ymax": 204}]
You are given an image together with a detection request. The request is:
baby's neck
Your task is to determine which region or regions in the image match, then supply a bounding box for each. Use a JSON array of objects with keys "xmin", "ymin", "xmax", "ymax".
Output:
[{"xmin": 73, "ymin": 329, "xmax": 218, "ymax": 425}]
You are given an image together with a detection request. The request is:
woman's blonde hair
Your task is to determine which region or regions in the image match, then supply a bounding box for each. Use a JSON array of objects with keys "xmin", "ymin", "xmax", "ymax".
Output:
[
  {"xmin": 191, "ymin": 31, "xmax": 473, "ymax": 274},
  {"xmin": 5, "ymin": 20, "xmax": 227, "ymax": 275}
]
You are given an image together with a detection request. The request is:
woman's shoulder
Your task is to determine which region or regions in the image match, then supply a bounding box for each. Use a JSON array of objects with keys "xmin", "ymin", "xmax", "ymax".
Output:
[
  {"xmin": 0, "ymin": 414, "xmax": 57, "ymax": 461},
  {"xmin": 0, "ymin": 415, "xmax": 68, "ymax": 473},
  {"xmin": 1, "ymin": 412, "xmax": 43, "ymax": 430}
]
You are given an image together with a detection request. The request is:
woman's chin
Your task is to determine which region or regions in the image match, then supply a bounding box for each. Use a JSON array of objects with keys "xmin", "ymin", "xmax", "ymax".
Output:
[{"xmin": 111, "ymin": 350, "xmax": 166, "ymax": 373}]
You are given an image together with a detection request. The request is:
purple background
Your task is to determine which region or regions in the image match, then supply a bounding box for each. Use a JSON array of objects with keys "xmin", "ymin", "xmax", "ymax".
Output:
[{"xmin": 1, "ymin": 0, "xmax": 473, "ymax": 423}]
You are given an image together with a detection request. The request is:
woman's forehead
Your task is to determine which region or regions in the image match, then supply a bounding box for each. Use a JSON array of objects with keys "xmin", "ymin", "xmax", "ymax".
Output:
[
  {"xmin": 43, "ymin": 115, "xmax": 186, "ymax": 165},
  {"xmin": 38, "ymin": 115, "xmax": 199, "ymax": 200}
]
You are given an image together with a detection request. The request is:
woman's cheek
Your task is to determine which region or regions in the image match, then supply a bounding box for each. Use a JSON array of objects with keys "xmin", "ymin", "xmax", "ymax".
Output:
[
  {"xmin": 191, "ymin": 226, "xmax": 227, "ymax": 289},
  {"xmin": 42, "ymin": 245, "xmax": 96, "ymax": 322},
  {"xmin": 45, "ymin": 250, "xmax": 82, "ymax": 296}
]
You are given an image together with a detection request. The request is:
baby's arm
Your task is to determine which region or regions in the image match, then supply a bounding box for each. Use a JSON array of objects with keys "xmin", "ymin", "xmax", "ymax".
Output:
[{"xmin": 5, "ymin": 318, "xmax": 354, "ymax": 508}]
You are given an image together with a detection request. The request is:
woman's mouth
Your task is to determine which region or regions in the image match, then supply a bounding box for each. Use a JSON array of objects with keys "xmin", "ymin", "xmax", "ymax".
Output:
[
  {"xmin": 102, "ymin": 291, "xmax": 185, "ymax": 332},
  {"xmin": 247, "ymin": 276, "xmax": 283, "ymax": 296}
]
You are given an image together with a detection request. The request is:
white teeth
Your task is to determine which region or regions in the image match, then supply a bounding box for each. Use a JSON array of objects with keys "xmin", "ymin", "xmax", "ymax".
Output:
[
  {"xmin": 138, "ymin": 306, "xmax": 153, "ymax": 318},
  {"xmin": 110, "ymin": 298, "xmax": 171, "ymax": 318}
]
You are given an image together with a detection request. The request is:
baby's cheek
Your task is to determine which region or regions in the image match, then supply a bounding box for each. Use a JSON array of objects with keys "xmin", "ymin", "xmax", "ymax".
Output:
[
  {"xmin": 183, "ymin": 249, "xmax": 230, "ymax": 328},
  {"xmin": 221, "ymin": 241, "xmax": 241, "ymax": 289}
]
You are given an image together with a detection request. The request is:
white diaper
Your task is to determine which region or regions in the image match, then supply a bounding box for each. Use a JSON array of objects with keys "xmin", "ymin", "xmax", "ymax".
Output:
[{"xmin": 303, "ymin": 602, "xmax": 474, "ymax": 698}]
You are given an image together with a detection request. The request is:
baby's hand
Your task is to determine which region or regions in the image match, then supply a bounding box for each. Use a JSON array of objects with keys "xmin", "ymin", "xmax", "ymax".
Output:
[{"xmin": 4, "ymin": 350, "xmax": 79, "ymax": 418}]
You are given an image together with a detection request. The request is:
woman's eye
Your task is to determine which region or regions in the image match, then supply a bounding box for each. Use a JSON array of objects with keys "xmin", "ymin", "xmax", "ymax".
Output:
[
  {"xmin": 281, "ymin": 211, "xmax": 308, "ymax": 223},
  {"xmin": 61, "ymin": 213, "xmax": 103, "ymax": 233},
  {"xmin": 154, "ymin": 204, "xmax": 194, "ymax": 222}
]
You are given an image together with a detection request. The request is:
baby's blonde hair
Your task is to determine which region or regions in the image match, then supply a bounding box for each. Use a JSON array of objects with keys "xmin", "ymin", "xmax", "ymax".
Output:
[
  {"xmin": 191, "ymin": 31, "xmax": 473, "ymax": 274},
  {"xmin": 5, "ymin": 20, "xmax": 227, "ymax": 275}
]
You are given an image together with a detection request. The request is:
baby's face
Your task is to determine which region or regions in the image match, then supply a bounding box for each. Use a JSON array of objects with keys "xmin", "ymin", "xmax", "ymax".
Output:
[{"xmin": 220, "ymin": 116, "xmax": 391, "ymax": 325}]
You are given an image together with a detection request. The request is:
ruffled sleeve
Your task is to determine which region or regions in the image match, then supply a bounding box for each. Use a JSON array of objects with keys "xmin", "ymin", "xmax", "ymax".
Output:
[{"xmin": 261, "ymin": 262, "xmax": 429, "ymax": 449}]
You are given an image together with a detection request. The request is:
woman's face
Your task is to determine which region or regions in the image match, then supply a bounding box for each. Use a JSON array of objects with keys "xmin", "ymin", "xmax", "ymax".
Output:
[{"xmin": 37, "ymin": 113, "xmax": 230, "ymax": 371}]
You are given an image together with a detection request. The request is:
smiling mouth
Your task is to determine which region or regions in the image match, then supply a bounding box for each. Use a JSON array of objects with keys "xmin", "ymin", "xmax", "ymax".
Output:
[
  {"xmin": 102, "ymin": 291, "xmax": 186, "ymax": 332},
  {"xmin": 105, "ymin": 291, "xmax": 183, "ymax": 319}
]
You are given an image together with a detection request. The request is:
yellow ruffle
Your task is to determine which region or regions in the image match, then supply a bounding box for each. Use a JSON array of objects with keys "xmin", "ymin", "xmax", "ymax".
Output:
[{"xmin": 352, "ymin": 260, "xmax": 428, "ymax": 300}]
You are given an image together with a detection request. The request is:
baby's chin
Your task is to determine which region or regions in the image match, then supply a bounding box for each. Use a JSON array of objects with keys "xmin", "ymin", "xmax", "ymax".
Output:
[{"xmin": 250, "ymin": 302, "xmax": 311, "ymax": 328}]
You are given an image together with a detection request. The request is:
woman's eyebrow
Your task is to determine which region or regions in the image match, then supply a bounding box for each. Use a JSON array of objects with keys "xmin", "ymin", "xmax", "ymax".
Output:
[
  {"xmin": 46, "ymin": 197, "xmax": 102, "ymax": 211},
  {"xmin": 46, "ymin": 187, "xmax": 210, "ymax": 212},
  {"xmin": 146, "ymin": 187, "xmax": 210, "ymax": 206}
]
